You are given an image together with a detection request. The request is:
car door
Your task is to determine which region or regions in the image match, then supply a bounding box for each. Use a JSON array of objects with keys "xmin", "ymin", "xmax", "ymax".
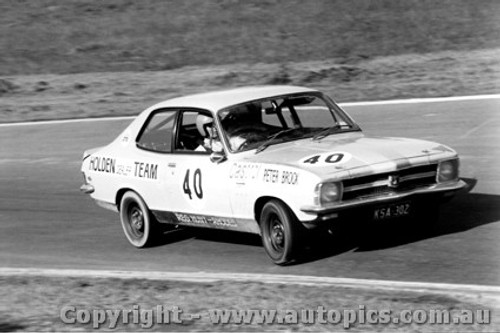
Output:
[{"xmin": 168, "ymin": 109, "xmax": 234, "ymax": 221}]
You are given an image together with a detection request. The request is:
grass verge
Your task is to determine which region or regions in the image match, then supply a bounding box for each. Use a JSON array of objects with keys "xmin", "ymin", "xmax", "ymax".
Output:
[
  {"xmin": 1, "ymin": 0, "xmax": 499, "ymax": 75},
  {"xmin": 1, "ymin": 275, "xmax": 499, "ymax": 332}
]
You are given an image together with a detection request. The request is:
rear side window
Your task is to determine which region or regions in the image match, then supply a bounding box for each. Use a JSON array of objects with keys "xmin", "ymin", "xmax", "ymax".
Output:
[{"xmin": 136, "ymin": 110, "xmax": 176, "ymax": 152}]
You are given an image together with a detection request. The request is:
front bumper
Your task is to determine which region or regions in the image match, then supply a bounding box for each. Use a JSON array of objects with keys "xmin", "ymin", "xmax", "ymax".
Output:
[{"xmin": 300, "ymin": 179, "xmax": 467, "ymax": 215}]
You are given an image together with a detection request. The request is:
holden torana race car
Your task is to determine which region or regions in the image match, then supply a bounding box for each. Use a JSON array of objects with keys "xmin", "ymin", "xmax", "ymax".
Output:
[{"xmin": 80, "ymin": 85, "xmax": 466, "ymax": 265}]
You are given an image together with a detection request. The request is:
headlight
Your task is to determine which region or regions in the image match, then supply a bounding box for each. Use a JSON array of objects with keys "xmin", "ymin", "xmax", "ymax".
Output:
[
  {"xmin": 315, "ymin": 182, "xmax": 343, "ymax": 206},
  {"xmin": 437, "ymin": 159, "xmax": 459, "ymax": 183}
]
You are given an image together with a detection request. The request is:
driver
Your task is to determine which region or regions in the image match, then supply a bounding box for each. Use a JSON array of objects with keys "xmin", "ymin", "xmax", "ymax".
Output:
[{"xmin": 195, "ymin": 114, "xmax": 223, "ymax": 152}]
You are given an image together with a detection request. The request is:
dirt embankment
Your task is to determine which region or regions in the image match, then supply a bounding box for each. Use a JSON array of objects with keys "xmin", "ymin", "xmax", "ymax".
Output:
[{"xmin": 1, "ymin": 48, "xmax": 499, "ymax": 123}]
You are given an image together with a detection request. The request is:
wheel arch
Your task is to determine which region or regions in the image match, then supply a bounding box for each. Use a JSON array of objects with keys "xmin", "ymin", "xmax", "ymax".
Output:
[
  {"xmin": 116, "ymin": 187, "xmax": 137, "ymax": 211},
  {"xmin": 254, "ymin": 196, "xmax": 294, "ymax": 224}
]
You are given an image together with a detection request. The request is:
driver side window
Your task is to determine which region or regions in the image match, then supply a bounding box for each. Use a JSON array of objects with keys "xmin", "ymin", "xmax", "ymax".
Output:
[{"xmin": 175, "ymin": 110, "xmax": 214, "ymax": 153}]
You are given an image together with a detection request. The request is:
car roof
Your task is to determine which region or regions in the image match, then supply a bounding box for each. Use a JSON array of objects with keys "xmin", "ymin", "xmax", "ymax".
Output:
[{"xmin": 149, "ymin": 85, "xmax": 318, "ymax": 112}]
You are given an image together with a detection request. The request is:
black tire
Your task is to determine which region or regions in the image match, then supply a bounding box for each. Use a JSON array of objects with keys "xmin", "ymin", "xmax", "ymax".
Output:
[
  {"xmin": 260, "ymin": 200, "xmax": 302, "ymax": 265},
  {"xmin": 119, "ymin": 191, "xmax": 158, "ymax": 248}
]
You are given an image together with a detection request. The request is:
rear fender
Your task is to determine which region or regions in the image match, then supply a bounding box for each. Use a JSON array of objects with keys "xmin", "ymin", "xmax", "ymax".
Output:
[{"xmin": 83, "ymin": 146, "xmax": 105, "ymax": 161}]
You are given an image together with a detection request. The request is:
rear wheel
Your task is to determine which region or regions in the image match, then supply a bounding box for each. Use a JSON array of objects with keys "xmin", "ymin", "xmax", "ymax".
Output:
[
  {"xmin": 260, "ymin": 200, "xmax": 301, "ymax": 265},
  {"xmin": 119, "ymin": 191, "xmax": 158, "ymax": 248}
]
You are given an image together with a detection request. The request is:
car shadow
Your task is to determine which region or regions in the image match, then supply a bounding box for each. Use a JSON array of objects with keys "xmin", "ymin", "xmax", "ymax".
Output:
[
  {"xmin": 295, "ymin": 178, "xmax": 500, "ymax": 264},
  {"xmin": 151, "ymin": 223, "xmax": 262, "ymax": 248},
  {"xmin": 151, "ymin": 178, "xmax": 500, "ymax": 266},
  {"xmin": 149, "ymin": 227, "xmax": 197, "ymax": 247},
  {"xmin": 192, "ymin": 228, "xmax": 263, "ymax": 247}
]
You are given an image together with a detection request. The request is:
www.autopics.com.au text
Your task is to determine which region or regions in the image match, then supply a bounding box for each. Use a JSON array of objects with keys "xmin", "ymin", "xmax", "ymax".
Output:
[{"xmin": 60, "ymin": 305, "xmax": 491, "ymax": 329}]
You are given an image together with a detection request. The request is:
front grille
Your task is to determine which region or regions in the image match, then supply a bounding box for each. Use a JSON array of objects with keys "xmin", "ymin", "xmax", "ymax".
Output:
[{"xmin": 342, "ymin": 164, "xmax": 438, "ymax": 201}]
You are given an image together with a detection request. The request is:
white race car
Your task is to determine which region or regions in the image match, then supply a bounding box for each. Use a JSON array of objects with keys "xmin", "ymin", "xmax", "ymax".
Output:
[{"xmin": 80, "ymin": 86, "xmax": 466, "ymax": 265}]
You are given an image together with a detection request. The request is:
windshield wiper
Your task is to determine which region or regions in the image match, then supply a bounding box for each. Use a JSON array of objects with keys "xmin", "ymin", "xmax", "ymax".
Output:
[
  {"xmin": 312, "ymin": 123, "xmax": 351, "ymax": 141},
  {"xmin": 255, "ymin": 128, "xmax": 297, "ymax": 153}
]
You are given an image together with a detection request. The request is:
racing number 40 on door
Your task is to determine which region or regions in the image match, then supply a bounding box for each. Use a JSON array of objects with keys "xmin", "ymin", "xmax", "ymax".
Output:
[{"xmin": 183, "ymin": 169, "xmax": 203, "ymax": 199}]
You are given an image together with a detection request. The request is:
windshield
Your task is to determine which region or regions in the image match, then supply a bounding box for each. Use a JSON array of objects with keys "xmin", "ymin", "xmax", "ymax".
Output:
[{"xmin": 217, "ymin": 92, "xmax": 360, "ymax": 153}]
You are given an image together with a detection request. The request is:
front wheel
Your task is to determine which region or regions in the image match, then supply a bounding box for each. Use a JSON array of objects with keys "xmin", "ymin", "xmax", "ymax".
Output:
[
  {"xmin": 260, "ymin": 200, "xmax": 302, "ymax": 265},
  {"xmin": 119, "ymin": 191, "xmax": 158, "ymax": 248}
]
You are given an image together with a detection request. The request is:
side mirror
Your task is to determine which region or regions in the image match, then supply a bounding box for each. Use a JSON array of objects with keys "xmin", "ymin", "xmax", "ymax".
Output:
[
  {"xmin": 209, "ymin": 126, "xmax": 218, "ymax": 138},
  {"xmin": 208, "ymin": 129, "xmax": 225, "ymax": 163},
  {"xmin": 210, "ymin": 151, "xmax": 226, "ymax": 164}
]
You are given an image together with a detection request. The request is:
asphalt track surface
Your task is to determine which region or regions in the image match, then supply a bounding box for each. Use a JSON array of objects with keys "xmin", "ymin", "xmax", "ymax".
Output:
[{"xmin": 1, "ymin": 98, "xmax": 499, "ymax": 286}]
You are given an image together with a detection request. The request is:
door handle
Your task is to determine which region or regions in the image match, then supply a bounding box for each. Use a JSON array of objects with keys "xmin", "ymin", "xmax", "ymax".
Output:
[{"xmin": 168, "ymin": 163, "xmax": 176, "ymax": 168}]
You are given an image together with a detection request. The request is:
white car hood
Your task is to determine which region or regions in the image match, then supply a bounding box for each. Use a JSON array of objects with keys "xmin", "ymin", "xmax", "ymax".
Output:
[{"xmin": 242, "ymin": 132, "xmax": 457, "ymax": 179}]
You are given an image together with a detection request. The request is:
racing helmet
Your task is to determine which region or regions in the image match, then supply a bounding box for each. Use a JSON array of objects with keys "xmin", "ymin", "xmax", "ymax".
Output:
[{"xmin": 196, "ymin": 114, "xmax": 213, "ymax": 137}]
